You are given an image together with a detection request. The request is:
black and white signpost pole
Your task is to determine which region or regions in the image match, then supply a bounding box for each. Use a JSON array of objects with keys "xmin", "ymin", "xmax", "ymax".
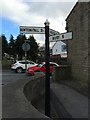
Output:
[
  {"xmin": 25, "ymin": 40, "xmax": 27, "ymax": 73},
  {"xmin": 22, "ymin": 40, "xmax": 30, "ymax": 74},
  {"xmin": 44, "ymin": 19, "xmax": 50, "ymax": 117}
]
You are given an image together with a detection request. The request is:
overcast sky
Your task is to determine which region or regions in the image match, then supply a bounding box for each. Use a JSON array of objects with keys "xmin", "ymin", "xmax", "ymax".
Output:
[{"xmin": 0, "ymin": 0, "xmax": 78, "ymax": 46}]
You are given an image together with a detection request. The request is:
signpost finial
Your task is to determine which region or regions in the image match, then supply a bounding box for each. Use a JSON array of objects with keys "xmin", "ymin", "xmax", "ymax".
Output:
[{"xmin": 44, "ymin": 19, "xmax": 50, "ymax": 26}]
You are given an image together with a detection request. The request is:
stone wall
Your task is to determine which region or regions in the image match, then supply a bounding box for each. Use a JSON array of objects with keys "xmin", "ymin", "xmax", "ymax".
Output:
[
  {"xmin": 52, "ymin": 66, "xmax": 71, "ymax": 82},
  {"xmin": 66, "ymin": 2, "xmax": 89, "ymax": 83},
  {"xmin": 23, "ymin": 75, "xmax": 45, "ymax": 103}
]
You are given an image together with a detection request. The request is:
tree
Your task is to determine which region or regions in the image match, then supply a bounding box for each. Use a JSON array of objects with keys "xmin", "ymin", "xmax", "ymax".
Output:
[
  {"xmin": 1, "ymin": 34, "xmax": 8, "ymax": 57},
  {"xmin": 27, "ymin": 35, "xmax": 39, "ymax": 61},
  {"xmin": 8, "ymin": 35, "xmax": 15, "ymax": 56},
  {"xmin": 15, "ymin": 34, "xmax": 27, "ymax": 60},
  {"xmin": 1, "ymin": 33, "xmax": 39, "ymax": 61}
]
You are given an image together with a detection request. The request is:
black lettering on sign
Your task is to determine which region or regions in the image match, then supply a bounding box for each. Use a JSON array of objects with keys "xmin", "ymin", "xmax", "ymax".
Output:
[
  {"xmin": 41, "ymin": 28, "xmax": 44, "ymax": 32},
  {"xmin": 20, "ymin": 28, "xmax": 25, "ymax": 31},
  {"xmin": 29, "ymin": 29, "xmax": 32, "ymax": 31},
  {"xmin": 56, "ymin": 36, "xmax": 59, "ymax": 40},
  {"xmin": 62, "ymin": 35, "xmax": 64, "ymax": 38},
  {"xmin": 33, "ymin": 28, "xmax": 39, "ymax": 32},
  {"xmin": 52, "ymin": 37, "xmax": 54, "ymax": 40}
]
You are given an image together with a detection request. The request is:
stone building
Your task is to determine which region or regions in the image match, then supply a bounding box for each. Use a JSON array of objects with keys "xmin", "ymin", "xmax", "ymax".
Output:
[{"xmin": 65, "ymin": 2, "xmax": 89, "ymax": 84}]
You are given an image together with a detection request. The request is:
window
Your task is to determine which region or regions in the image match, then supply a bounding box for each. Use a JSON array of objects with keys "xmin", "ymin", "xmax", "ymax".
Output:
[
  {"xmin": 29, "ymin": 61, "xmax": 35, "ymax": 64},
  {"xmin": 62, "ymin": 45, "xmax": 66, "ymax": 52},
  {"xmin": 56, "ymin": 49, "xmax": 57, "ymax": 52},
  {"xmin": 19, "ymin": 62, "xmax": 25, "ymax": 64}
]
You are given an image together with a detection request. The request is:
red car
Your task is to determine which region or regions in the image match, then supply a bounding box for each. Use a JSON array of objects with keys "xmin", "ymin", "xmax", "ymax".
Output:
[
  {"xmin": 27, "ymin": 69, "xmax": 35, "ymax": 76},
  {"xmin": 27, "ymin": 62, "xmax": 59, "ymax": 75}
]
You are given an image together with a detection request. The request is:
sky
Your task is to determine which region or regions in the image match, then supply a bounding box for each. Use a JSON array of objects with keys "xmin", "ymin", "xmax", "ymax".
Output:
[{"xmin": 0, "ymin": 0, "xmax": 78, "ymax": 46}]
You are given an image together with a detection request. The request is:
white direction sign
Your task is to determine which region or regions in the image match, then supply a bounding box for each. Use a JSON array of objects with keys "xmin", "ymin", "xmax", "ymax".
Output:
[
  {"xmin": 49, "ymin": 32, "xmax": 73, "ymax": 42},
  {"xmin": 49, "ymin": 29, "xmax": 60, "ymax": 36},
  {"xmin": 20, "ymin": 26, "xmax": 45, "ymax": 34},
  {"xmin": 20, "ymin": 26, "xmax": 60, "ymax": 36}
]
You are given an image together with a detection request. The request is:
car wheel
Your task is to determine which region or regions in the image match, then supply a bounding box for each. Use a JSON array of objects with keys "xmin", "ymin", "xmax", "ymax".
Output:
[{"xmin": 16, "ymin": 67, "xmax": 22, "ymax": 73}]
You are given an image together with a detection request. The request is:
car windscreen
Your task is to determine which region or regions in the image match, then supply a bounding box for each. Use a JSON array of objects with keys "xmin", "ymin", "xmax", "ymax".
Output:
[{"xmin": 38, "ymin": 64, "xmax": 43, "ymax": 67}]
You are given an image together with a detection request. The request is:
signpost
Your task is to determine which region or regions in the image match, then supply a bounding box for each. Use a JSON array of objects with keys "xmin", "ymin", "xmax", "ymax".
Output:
[
  {"xmin": 49, "ymin": 31, "xmax": 73, "ymax": 42},
  {"xmin": 44, "ymin": 20, "xmax": 50, "ymax": 117},
  {"xmin": 22, "ymin": 42, "xmax": 30, "ymax": 52},
  {"xmin": 20, "ymin": 26, "xmax": 45, "ymax": 34},
  {"xmin": 20, "ymin": 26, "xmax": 60, "ymax": 36},
  {"xmin": 20, "ymin": 22, "xmax": 73, "ymax": 118},
  {"xmin": 49, "ymin": 29, "xmax": 60, "ymax": 36},
  {"xmin": 22, "ymin": 40, "xmax": 30, "ymax": 73}
]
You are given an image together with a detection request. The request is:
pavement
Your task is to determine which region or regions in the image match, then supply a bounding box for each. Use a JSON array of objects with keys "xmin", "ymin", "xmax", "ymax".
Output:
[{"xmin": 50, "ymin": 82, "xmax": 88, "ymax": 118}]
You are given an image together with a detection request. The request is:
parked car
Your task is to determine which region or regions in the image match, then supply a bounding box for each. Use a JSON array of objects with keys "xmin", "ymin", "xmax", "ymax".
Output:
[
  {"xmin": 11, "ymin": 60, "xmax": 38, "ymax": 73},
  {"xmin": 27, "ymin": 69, "xmax": 35, "ymax": 76},
  {"xmin": 27, "ymin": 62, "xmax": 59, "ymax": 75}
]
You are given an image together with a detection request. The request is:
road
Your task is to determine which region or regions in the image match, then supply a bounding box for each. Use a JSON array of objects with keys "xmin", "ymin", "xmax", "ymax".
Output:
[
  {"xmin": 1, "ymin": 70, "xmax": 27, "ymax": 86},
  {"xmin": 0, "ymin": 70, "xmax": 44, "ymax": 86},
  {"xmin": 0, "ymin": 69, "xmax": 45, "ymax": 119},
  {"xmin": 0, "ymin": 69, "xmax": 31, "ymax": 118},
  {"xmin": 0, "ymin": 69, "xmax": 53, "ymax": 87}
]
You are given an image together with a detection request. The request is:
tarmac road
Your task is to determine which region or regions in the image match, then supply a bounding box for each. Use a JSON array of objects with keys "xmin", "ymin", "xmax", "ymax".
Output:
[
  {"xmin": 0, "ymin": 70, "xmax": 37, "ymax": 118},
  {"xmin": 1, "ymin": 70, "xmax": 27, "ymax": 86},
  {"xmin": 1, "ymin": 70, "xmax": 46, "ymax": 119},
  {"xmin": 1, "ymin": 70, "xmax": 44, "ymax": 86}
]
